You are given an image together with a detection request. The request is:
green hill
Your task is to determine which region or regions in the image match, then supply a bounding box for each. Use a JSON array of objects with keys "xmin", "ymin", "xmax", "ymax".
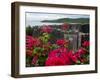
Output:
[{"xmin": 42, "ymin": 18, "xmax": 89, "ymax": 24}]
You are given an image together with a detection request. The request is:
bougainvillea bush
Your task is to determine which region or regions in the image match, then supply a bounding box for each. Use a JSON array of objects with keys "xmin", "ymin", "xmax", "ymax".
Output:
[{"xmin": 26, "ymin": 23, "xmax": 89, "ymax": 67}]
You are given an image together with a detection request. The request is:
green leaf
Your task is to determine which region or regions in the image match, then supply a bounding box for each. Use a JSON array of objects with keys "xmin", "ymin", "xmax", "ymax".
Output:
[
  {"xmin": 76, "ymin": 60, "xmax": 81, "ymax": 64},
  {"xmin": 39, "ymin": 48, "xmax": 44, "ymax": 52},
  {"xmin": 38, "ymin": 55, "xmax": 47, "ymax": 66},
  {"xmin": 51, "ymin": 44, "xmax": 58, "ymax": 49},
  {"xmin": 32, "ymin": 47, "xmax": 45, "ymax": 56}
]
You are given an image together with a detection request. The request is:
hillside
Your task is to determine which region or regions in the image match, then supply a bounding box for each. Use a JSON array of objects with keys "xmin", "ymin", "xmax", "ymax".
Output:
[{"xmin": 42, "ymin": 18, "xmax": 89, "ymax": 24}]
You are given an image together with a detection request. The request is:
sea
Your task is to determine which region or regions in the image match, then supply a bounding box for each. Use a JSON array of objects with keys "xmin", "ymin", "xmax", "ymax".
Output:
[{"xmin": 26, "ymin": 21, "xmax": 63, "ymax": 27}]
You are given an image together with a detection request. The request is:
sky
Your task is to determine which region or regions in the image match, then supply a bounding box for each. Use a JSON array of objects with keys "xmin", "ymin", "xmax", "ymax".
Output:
[{"xmin": 26, "ymin": 12, "xmax": 89, "ymax": 22}]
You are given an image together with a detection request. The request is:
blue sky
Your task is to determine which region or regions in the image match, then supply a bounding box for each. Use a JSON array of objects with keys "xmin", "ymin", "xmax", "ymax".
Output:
[{"xmin": 26, "ymin": 12, "xmax": 89, "ymax": 22}]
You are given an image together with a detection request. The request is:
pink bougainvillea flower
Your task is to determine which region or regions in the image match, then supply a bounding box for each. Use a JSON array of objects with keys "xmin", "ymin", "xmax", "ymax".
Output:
[
  {"xmin": 60, "ymin": 51, "xmax": 73, "ymax": 65},
  {"xmin": 77, "ymin": 48, "xmax": 86, "ymax": 55},
  {"xmin": 59, "ymin": 47, "xmax": 69, "ymax": 53},
  {"xmin": 71, "ymin": 55, "xmax": 79, "ymax": 63},
  {"xmin": 74, "ymin": 52, "xmax": 82, "ymax": 62},
  {"xmin": 67, "ymin": 50, "xmax": 78, "ymax": 63},
  {"xmin": 40, "ymin": 25, "xmax": 53, "ymax": 33},
  {"xmin": 48, "ymin": 47, "xmax": 69, "ymax": 57},
  {"xmin": 32, "ymin": 38, "xmax": 41, "ymax": 46},
  {"xmin": 31, "ymin": 55, "xmax": 38, "ymax": 65},
  {"xmin": 26, "ymin": 36, "xmax": 41, "ymax": 48},
  {"xmin": 45, "ymin": 45, "xmax": 89, "ymax": 66},
  {"xmin": 61, "ymin": 23, "xmax": 69, "ymax": 30},
  {"xmin": 45, "ymin": 56, "xmax": 66, "ymax": 66},
  {"xmin": 56, "ymin": 39, "xmax": 69, "ymax": 47},
  {"xmin": 82, "ymin": 41, "xmax": 89, "ymax": 47},
  {"xmin": 74, "ymin": 48, "xmax": 88, "ymax": 63},
  {"xmin": 48, "ymin": 48, "xmax": 59, "ymax": 57},
  {"xmin": 45, "ymin": 48, "xmax": 79, "ymax": 66},
  {"xmin": 26, "ymin": 36, "xmax": 34, "ymax": 48},
  {"xmin": 26, "ymin": 36, "xmax": 41, "ymax": 57}
]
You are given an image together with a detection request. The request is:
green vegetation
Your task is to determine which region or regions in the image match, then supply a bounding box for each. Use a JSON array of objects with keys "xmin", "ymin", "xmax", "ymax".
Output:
[{"xmin": 42, "ymin": 18, "xmax": 89, "ymax": 24}]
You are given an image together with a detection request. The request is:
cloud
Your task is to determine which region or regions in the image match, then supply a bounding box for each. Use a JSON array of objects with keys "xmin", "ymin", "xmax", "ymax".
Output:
[{"xmin": 26, "ymin": 12, "xmax": 89, "ymax": 22}]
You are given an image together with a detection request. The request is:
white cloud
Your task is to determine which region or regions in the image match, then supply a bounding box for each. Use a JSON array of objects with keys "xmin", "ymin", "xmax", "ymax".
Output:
[{"xmin": 26, "ymin": 12, "xmax": 89, "ymax": 22}]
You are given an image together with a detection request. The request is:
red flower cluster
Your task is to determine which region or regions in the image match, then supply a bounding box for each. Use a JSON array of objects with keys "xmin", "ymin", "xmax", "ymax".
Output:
[
  {"xmin": 26, "ymin": 36, "xmax": 41, "ymax": 56},
  {"xmin": 26, "ymin": 24, "xmax": 90, "ymax": 67},
  {"xmin": 45, "ymin": 48, "xmax": 78, "ymax": 66},
  {"xmin": 26, "ymin": 36, "xmax": 34, "ymax": 48},
  {"xmin": 31, "ymin": 55, "xmax": 38, "ymax": 65},
  {"xmin": 40, "ymin": 25, "xmax": 53, "ymax": 33},
  {"xmin": 26, "ymin": 36, "xmax": 41, "ymax": 48},
  {"xmin": 82, "ymin": 41, "xmax": 89, "ymax": 47},
  {"xmin": 45, "ymin": 47, "xmax": 88, "ymax": 66},
  {"xmin": 56, "ymin": 39, "xmax": 69, "ymax": 47},
  {"xmin": 77, "ymin": 48, "xmax": 86, "ymax": 54},
  {"xmin": 45, "ymin": 57, "xmax": 66, "ymax": 66},
  {"xmin": 61, "ymin": 23, "xmax": 69, "ymax": 30},
  {"xmin": 74, "ymin": 48, "xmax": 88, "ymax": 63}
]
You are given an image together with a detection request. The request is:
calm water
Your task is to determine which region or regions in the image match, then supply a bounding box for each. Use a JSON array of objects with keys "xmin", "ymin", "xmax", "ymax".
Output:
[{"xmin": 26, "ymin": 21, "xmax": 63, "ymax": 27}]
